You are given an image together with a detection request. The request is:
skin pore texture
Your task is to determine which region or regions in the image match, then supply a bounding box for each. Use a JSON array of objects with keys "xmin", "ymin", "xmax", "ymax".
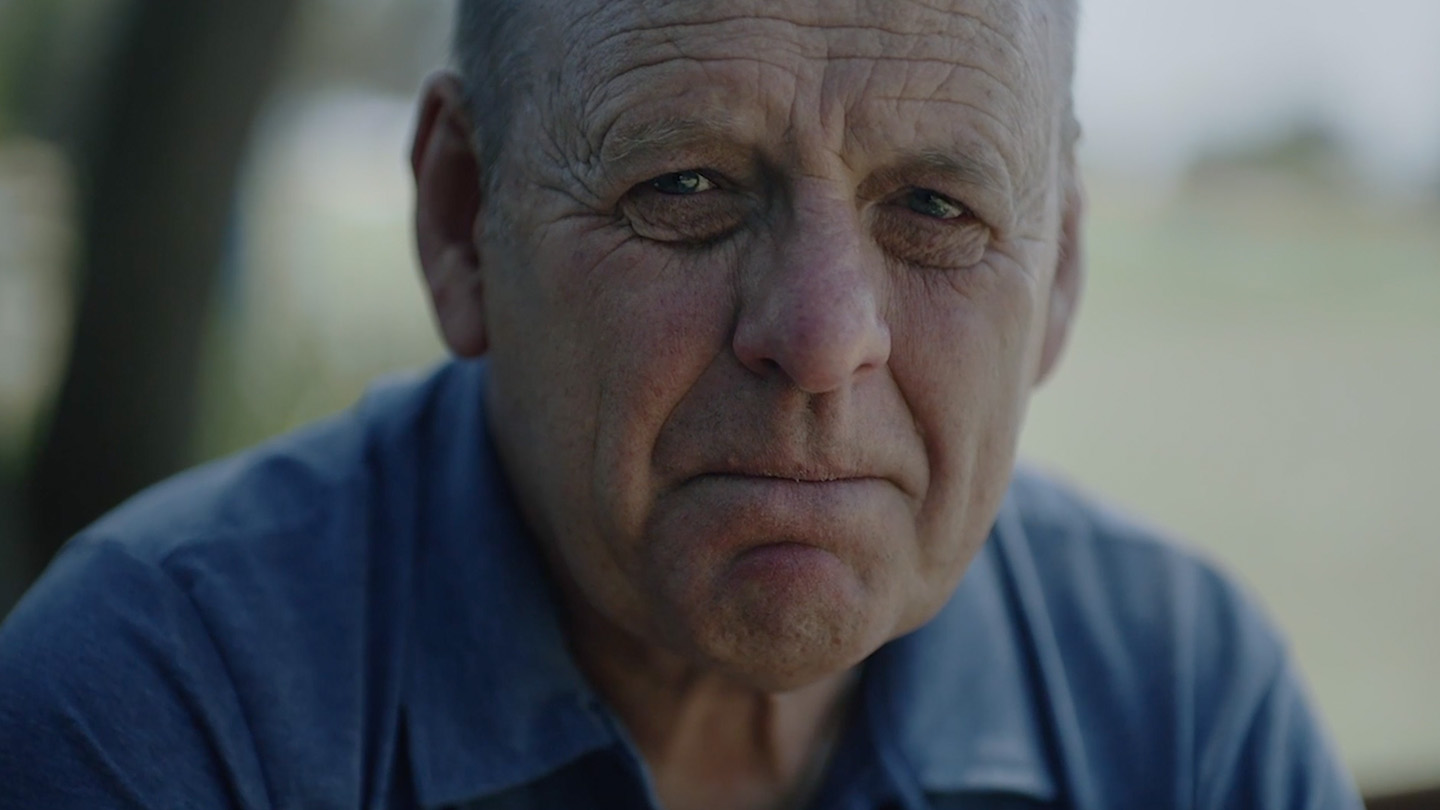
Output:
[{"xmin": 410, "ymin": 1, "xmax": 1084, "ymax": 808}]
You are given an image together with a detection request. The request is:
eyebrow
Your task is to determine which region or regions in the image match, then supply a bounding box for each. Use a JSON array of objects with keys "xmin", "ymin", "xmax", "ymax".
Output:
[
  {"xmin": 882, "ymin": 149, "xmax": 1012, "ymax": 199},
  {"xmin": 598, "ymin": 114, "xmax": 747, "ymax": 168}
]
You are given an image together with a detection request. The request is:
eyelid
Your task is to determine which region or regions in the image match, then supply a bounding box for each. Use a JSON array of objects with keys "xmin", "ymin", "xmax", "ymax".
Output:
[
  {"xmin": 862, "ymin": 163, "xmax": 1010, "ymax": 231},
  {"xmin": 919, "ymin": 188, "xmax": 971, "ymax": 216},
  {"xmin": 619, "ymin": 169, "xmax": 753, "ymax": 247},
  {"xmin": 647, "ymin": 169, "xmax": 720, "ymax": 195},
  {"xmin": 888, "ymin": 186, "xmax": 976, "ymax": 220},
  {"xmin": 608, "ymin": 154, "xmax": 754, "ymax": 201}
]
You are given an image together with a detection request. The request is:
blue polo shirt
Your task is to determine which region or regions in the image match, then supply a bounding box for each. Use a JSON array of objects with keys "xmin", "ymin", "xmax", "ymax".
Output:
[{"xmin": 0, "ymin": 360, "xmax": 1361, "ymax": 809}]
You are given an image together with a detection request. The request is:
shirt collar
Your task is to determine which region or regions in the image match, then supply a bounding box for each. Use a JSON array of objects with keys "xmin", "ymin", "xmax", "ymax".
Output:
[
  {"xmin": 402, "ymin": 360, "xmax": 613, "ymax": 808},
  {"xmin": 401, "ymin": 360, "xmax": 1058, "ymax": 807},
  {"xmin": 864, "ymin": 494, "xmax": 1060, "ymax": 804}
]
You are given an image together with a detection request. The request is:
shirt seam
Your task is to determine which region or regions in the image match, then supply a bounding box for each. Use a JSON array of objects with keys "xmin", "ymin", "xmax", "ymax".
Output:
[
  {"xmin": 75, "ymin": 538, "xmax": 278, "ymax": 810},
  {"xmin": 1193, "ymin": 641, "xmax": 1288, "ymax": 809}
]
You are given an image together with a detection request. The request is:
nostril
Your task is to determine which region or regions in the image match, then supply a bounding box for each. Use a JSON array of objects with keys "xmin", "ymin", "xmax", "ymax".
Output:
[{"xmin": 734, "ymin": 348, "xmax": 785, "ymax": 381}]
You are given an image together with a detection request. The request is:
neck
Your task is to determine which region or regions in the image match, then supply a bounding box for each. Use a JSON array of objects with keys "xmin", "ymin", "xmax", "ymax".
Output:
[{"xmin": 566, "ymin": 607, "xmax": 859, "ymax": 810}]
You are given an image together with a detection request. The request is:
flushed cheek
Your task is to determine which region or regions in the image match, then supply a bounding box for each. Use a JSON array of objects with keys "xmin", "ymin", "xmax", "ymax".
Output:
[
  {"xmin": 576, "ymin": 239, "xmax": 742, "ymax": 539},
  {"xmin": 891, "ymin": 263, "xmax": 1040, "ymax": 558}
]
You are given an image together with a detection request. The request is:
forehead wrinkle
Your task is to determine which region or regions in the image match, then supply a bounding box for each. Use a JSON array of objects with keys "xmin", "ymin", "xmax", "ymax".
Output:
[
  {"xmin": 555, "ymin": 0, "xmax": 1035, "ymax": 98},
  {"xmin": 833, "ymin": 56, "xmax": 1034, "ymax": 193},
  {"xmin": 581, "ymin": 53, "xmax": 1027, "ymax": 177},
  {"xmin": 576, "ymin": 55, "xmax": 800, "ymax": 172},
  {"xmin": 563, "ymin": 0, "xmax": 1031, "ymax": 59},
  {"xmin": 838, "ymin": 60, "xmax": 1025, "ymax": 143},
  {"xmin": 554, "ymin": 23, "xmax": 805, "ymax": 165},
  {"xmin": 544, "ymin": 0, "xmax": 1064, "ymax": 192},
  {"xmin": 573, "ymin": 14, "xmax": 1025, "ymax": 78}
]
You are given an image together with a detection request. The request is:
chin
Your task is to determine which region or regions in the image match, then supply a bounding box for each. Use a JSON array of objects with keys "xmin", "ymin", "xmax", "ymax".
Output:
[
  {"xmin": 660, "ymin": 549, "xmax": 904, "ymax": 692},
  {"xmin": 700, "ymin": 614, "xmax": 890, "ymax": 694}
]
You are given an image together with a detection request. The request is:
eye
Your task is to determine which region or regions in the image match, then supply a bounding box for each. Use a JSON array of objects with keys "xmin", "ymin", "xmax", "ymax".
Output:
[
  {"xmin": 904, "ymin": 189, "xmax": 971, "ymax": 221},
  {"xmin": 650, "ymin": 170, "xmax": 716, "ymax": 195},
  {"xmin": 621, "ymin": 169, "xmax": 747, "ymax": 245},
  {"xmin": 874, "ymin": 187, "xmax": 990, "ymax": 270}
]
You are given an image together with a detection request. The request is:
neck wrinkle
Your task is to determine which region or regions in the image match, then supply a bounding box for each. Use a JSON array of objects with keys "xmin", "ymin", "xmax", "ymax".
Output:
[{"xmin": 564, "ymin": 599, "xmax": 860, "ymax": 810}]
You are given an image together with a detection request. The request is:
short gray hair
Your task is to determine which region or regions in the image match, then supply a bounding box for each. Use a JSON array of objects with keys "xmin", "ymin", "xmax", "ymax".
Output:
[{"xmin": 452, "ymin": 0, "xmax": 540, "ymax": 191}]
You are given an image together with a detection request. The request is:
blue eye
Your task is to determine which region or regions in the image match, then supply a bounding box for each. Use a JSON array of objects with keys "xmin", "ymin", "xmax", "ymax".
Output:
[
  {"xmin": 906, "ymin": 189, "xmax": 970, "ymax": 220},
  {"xmin": 650, "ymin": 170, "xmax": 716, "ymax": 195}
]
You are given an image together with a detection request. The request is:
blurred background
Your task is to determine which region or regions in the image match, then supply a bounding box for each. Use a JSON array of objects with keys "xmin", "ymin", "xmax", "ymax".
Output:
[{"xmin": 0, "ymin": 0, "xmax": 1435, "ymax": 804}]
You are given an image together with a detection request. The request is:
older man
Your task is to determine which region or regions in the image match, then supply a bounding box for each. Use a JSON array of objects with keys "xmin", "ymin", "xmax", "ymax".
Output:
[{"xmin": 0, "ymin": 1, "xmax": 1359, "ymax": 808}]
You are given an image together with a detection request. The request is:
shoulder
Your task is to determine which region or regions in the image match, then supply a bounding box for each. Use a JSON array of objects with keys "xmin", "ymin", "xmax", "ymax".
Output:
[
  {"xmin": 1003, "ymin": 465, "xmax": 1284, "ymax": 729},
  {"xmin": 0, "ymin": 535, "xmax": 268, "ymax": 807},
  {"xmin": 1004, "ymin": 464, "xmax": 1279, "ymax": 679},
  {"xmin": 42, "ymin": 369, "xmax": 425, "ymax": 651},
  {"xmin": 0, "ymin": 362, "xmax": 466, "ymax": 808},
  {"xmin": 1000, "ymin": 467, "xmax": 1360, "ymax": 809},
  {"xmin": 52, "ymin": 363, "xmax": 466, "ymax": 611}
]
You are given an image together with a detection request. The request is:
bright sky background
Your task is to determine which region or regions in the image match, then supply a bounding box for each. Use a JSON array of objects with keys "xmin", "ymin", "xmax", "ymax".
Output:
[{"xmin": 1073, "ymin": 0, "xmax": 1440, "ymax": 190}]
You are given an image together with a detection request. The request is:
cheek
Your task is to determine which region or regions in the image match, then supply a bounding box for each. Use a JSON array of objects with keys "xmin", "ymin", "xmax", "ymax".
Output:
[
  {"xmin": 889, "ymin": 258, "xmax": 1043, "ymax": 569},
  {"xmin": 488, "ymin": 223, "xmax": 742, "ymax": 636},
  {"xmin": 563, "ymin": 236, "xmax": 741, "ymax": 537},
  {"xmin": 894, "ymin": 259, "xmax": 1041, "ymax": 430}
]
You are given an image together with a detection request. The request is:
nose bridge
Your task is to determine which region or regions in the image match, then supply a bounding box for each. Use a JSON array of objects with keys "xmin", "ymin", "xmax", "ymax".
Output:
[{"xmin": 732, "ymin": 188, "xmax": 891, "ymax": 394}]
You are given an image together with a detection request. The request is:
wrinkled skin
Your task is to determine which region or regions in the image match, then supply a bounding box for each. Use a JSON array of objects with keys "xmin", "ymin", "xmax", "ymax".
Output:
[{"xmin": 414, "ymin": 0, "xmax": 1083, "ymax": 695}]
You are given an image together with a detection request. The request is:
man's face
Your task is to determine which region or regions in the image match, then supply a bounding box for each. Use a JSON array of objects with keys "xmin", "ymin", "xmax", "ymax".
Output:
[{"xmin": 443, "ymin": 0, "xmax": 1081, "ymax": 690}]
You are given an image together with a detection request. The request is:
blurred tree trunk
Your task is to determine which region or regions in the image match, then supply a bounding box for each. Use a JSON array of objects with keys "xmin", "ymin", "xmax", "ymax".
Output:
[
  {"xmin": 0, "ymin": 466, "xmax": 23, "ymax": 614},
  {"xmin": 21, "ymin": 0, "xmax": 299, "ymax": 584}
]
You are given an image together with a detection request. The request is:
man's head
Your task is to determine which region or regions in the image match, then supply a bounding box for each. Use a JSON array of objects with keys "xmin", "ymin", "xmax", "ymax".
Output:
[{"xmin": 412, "ymin": 0, "xmax": 1085, "ymax": 691}]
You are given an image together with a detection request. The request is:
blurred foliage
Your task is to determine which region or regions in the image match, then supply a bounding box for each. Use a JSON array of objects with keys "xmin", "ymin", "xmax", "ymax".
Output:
[
  {"xmin": 1188, "ymin": 117, "xmax": 1363, "ymax": 199},
  {"xmin": 282, "ymin": 0, "xmax": 450, "ymax": 94},
  {"xmin": 0, "ymin": 0, "xmax": 126, "ymax": 141},
  {"xmin": 0, "ymin": 0, "xmax": 48, "ymax": 134}
]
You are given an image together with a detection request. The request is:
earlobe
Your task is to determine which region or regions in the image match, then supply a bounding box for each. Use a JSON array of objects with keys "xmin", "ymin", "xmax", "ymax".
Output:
[
  {"xmin": 1034, "ymin": 171, "xmax": 1086, "ymax": 387},
  {"xmin": 412, "ymin": 71, "xmax": 490, "ymax": 358}
]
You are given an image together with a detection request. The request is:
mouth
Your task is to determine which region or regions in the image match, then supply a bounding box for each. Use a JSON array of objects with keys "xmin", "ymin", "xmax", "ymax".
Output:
[
  {"xmin": 706, "ymin": 470, "xmax": 867, "ymax": 484},
  {"xmin": 648, "ymin": 467, "xmax": 910, "ymax": 578},
  {"xmin": 675, "ymin": 472, "xmax": 894, "ymax": 528},
  {"xmin": 697, "ymin": 460, "xmax": 879, "ymax": 484}
]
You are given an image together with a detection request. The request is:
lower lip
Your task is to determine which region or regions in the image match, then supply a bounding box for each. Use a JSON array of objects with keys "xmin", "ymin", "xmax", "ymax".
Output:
[
  {"xmin": 728, "ymin": 541, "xmax": 846, "ymax": 588},
  {"xmin": 660, "ymin": 473, "xmax": 896, "ymax": 565}
]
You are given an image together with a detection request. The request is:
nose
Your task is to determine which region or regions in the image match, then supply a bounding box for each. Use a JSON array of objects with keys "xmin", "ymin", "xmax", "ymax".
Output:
[{"xmin": 732, "ymin": 200, "xmax": 891, "ymax": 394}]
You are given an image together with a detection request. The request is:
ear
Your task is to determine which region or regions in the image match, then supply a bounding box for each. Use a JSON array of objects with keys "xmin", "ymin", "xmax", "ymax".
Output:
[
  {"xmin": 1034, "ymin": 169, "xmax": 1086, "ymax": 387},
  {"xmin": 412, "ymin": 71, "xmax": 489, "ymax": 357}
]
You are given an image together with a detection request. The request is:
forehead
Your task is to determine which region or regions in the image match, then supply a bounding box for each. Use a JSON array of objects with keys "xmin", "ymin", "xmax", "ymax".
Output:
[{"xmin": 538, "ymin": 0, "xmax": 1064, "ymax": 188}]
